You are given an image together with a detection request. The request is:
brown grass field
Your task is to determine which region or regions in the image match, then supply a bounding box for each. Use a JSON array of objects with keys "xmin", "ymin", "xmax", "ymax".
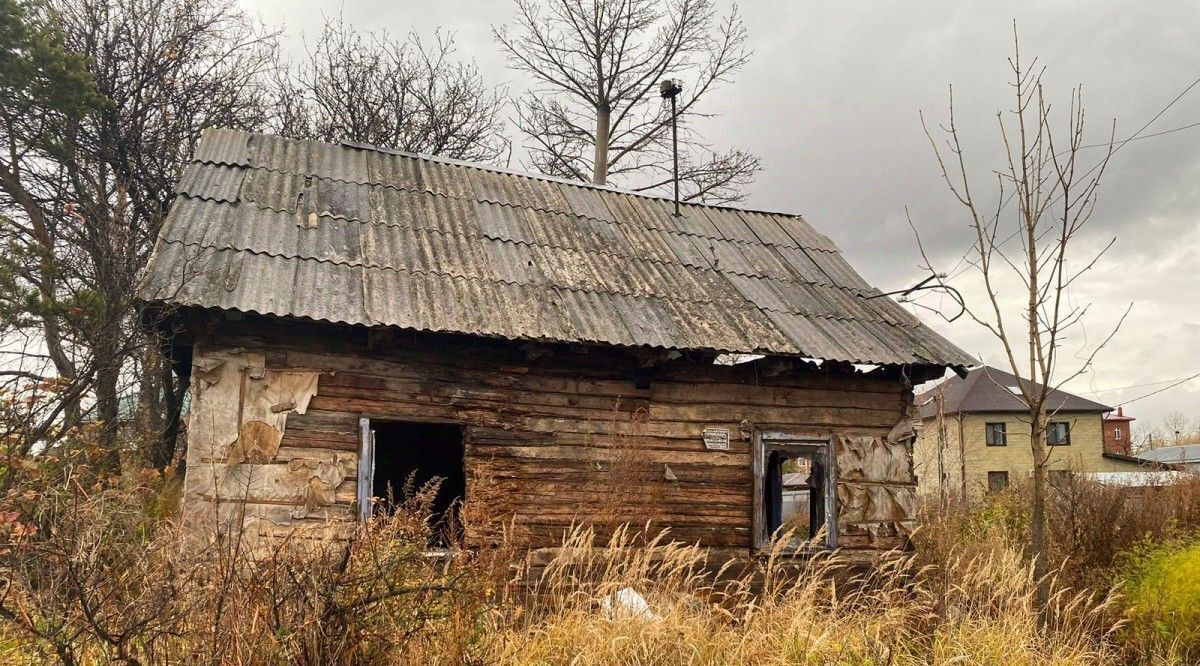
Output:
[{"xmin": 2, "ymin": 447, "xmax": 1199, "ymax": 664}]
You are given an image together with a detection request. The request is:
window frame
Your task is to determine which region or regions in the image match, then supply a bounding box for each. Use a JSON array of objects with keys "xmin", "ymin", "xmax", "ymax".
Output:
[
  {"xmin": 985, "ymin": 421, "xmax": 1008, "ymax": 447},
  {"xmin": 752, "ymin": 431, "xmax": 837, "ymax": 553},
  {"xmin": 987, "ymin": 470, "xmax": 1009, "ymax": 492},
  {"xmin": 1046, "ymin": 421, "xmax": 1071, "ymax": 446}
]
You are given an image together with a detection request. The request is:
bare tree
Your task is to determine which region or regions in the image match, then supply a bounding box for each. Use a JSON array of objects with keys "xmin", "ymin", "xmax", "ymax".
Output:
[
  {"xmin": 911, "ymin": 27, "xmax": 1127, "ymax": 610},
  {"xmin": 0, "ymin": 0, "xmax": 276, "ymax": 473},
  {"xmin": 274, "ymin": 17, "xmax": 510, "ymax": 164},
  {"xmin": 1159, "ymin": 410, "xmax": 1200, "ymax": 445},
  {"xmin": 494, "ymin": 0, "xmax": 760, "ymax": 204}
]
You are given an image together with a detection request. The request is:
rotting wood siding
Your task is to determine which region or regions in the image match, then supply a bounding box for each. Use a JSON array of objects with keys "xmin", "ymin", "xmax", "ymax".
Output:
[{"xmin": 179, "ymin": 316, "xmax": 920, "ymax": 553}]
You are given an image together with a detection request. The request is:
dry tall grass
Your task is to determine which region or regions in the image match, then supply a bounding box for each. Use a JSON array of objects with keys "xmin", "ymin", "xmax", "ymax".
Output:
[
  {"xmin": 0, "ymin": 478, "xmax": 1127, "ymax": 664},
  {"xmin": 3, "ymin": 445, "xmax": 1197, "ymax": 664},
  {"xmin": 478, "ymin": 524, "xmax": 1120, "ymax": 665}
]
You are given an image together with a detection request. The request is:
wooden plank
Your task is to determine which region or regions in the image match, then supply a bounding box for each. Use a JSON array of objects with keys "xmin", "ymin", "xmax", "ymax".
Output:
[
  {"xmin": 315, "ymin": 384, "xmax": 643, "ymax": 420},
  {"xmin": 469, "ymin": 443, "xmax": 748, "ymax": 466},
  {"xmin": 280, "ymin": 430, "xmax": 358, "ymax": 452},
  {"xmin": 484, "ymin": 484, "xmax": 751, "ymax": 504},
  {"xmin": 649, "ymin": 381, "xmax": 902, "ymax": 410},
  {"xmin": 471, "ymin": 428, "xmax": 752, "ymax": 455},
  {"xmin": 470, "ymin": 465, "xmax": 752, "ymax": 486},
  {"xmin": 286, "ymin": 409, "xmax": 359, "ymax": 433},
  {"xmin": 647, "ymin": 402, "xmax": 900, "ymax": 428}
]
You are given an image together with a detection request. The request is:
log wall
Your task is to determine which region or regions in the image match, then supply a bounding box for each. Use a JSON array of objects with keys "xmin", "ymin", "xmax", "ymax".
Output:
[{"xmin": 179, "ymin": 316, "xmax": 920, "ymax": 553}]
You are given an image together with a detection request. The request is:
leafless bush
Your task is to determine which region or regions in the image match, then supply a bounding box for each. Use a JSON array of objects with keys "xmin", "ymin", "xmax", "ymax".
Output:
[
  {"xmin": 1046, "ymin": 474, "xmax": 1200, "ymax": 591},
  {"xmin": 0, "ymin": 444, "xmax": 502, "ymax": 664}
]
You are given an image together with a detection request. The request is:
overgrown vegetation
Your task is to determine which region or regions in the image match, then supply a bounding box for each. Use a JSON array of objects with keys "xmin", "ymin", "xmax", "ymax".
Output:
[
  {"xmin": 1, "ymin": 438, "xmax": 1198, "ymax": 664},
  {"xmin": 915, "ymin": 477, "xmax": 1200, "ymax": 664},
  {"xmin": 0, "ymin": 441, "xmax": 503, "ymax": 664}
]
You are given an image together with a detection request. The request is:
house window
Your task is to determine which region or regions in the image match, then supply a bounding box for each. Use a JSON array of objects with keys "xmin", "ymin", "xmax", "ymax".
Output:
[
  {"xmin": 1046, "ymin": 421, "xmax": 1071, "ymax": 446},
  {"xmin": 358, "ymin": 418, "xmax": 465, "ymax": 547},
  {"xmin": 1114, "ymin": 427, "xmax": 1123, "ymax": 441},
  {"xmin": 985, "ymin": 422, "xmax": 1008, "ymax": 446},
  {"xmin": 753, "ymin": 433, "xmax": 836, "ymax": 552},
  {"xmin": 987, "ymin": 471, "xmax": 1009, "ymax": 492}
]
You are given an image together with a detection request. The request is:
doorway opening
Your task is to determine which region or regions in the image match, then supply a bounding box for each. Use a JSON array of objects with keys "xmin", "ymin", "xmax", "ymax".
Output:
[{"xmin": 368, "ymin": 421, "xmax": 465, "ymax": 546}]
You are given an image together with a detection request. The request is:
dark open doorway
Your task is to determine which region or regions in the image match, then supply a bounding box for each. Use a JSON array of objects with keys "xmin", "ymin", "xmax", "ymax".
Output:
[{"xmin": 370, "ymin": 421, "xmax": 465, "ymax": 546}]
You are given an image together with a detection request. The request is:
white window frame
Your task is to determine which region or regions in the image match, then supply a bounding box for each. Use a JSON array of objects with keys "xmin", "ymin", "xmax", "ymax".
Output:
[{"xmin": 752, "ymin": 431, "xmax": 837, "ymax": 553}]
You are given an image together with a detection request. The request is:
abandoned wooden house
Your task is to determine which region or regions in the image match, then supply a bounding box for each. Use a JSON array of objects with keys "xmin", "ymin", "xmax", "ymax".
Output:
[{"xmin": 138, "ymin": 129, "xmax": 973, "ymax": 559}]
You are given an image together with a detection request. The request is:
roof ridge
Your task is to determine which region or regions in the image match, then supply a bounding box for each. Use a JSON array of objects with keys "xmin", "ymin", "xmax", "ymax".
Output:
[
  {"xmin": 199, "ymin": 128, "xmax": 832, "ymax": 224},
  {"xmin": 335, "ymin": 136, "xmax": 813, "ymax": 222},
  {"xmin": 182, "ymin": 157, "xmax": 840, "ymax": 253}
]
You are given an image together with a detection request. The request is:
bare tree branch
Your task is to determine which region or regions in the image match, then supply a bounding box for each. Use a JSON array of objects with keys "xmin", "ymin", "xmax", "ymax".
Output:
[
  {"xmin": 275, "ymin": 16, "xmax": 509, "ymax": 165},
  {"xmin": 495, "ymin": 0, "xmax": 760, "ymax": 204}
]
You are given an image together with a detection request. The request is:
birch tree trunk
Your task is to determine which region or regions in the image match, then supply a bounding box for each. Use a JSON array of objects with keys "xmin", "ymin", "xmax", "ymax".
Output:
[{"xmin": 593, "ymin": 103, "xmax": 610, "ymax": 185}]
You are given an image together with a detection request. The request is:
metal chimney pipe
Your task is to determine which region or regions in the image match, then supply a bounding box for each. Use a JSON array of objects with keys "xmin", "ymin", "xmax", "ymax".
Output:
[{"xmin": 659, "ymin": 79, "xmax": 683, "ymax": 217}]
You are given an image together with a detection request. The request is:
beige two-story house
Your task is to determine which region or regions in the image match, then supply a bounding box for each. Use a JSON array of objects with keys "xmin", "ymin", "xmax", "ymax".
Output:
[{"xmin": 914, "ymin": 366, "xmax": 1147, "ymax": 496}]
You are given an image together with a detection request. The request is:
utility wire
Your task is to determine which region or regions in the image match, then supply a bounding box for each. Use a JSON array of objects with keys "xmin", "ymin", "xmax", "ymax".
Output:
[
  {"xmin": 1082, "ymin": 375, "xmax": 1200, "ymax": 397},
  {"xmin": 938, "ymin": 74, "xmax": 1200, "ymax": 284},
  {"xmin": 1074, "ymin": 119, "xmax": 1200, "ymax": 151},
  {"xmin": 1116, "ymin": 372, "xmax": 1200, "ymax": 408}
]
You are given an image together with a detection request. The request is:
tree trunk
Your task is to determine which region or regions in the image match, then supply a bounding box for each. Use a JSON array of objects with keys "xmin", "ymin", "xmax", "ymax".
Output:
[
  {"xmin": 1030, "ymin": 416, "xmax": 1050, "ymax": 614},
  {"xmin": 592, "ymin": 103, "xmax": 610, "ymax": 185},
  {"xmin": 146, "ymin": 346, "xmax": 188, "ymax": 471},
  {"xmin": 93, "ymin": 335, "xmax": 123, "ymax": 473},
  {"xmin": 0, "ymin": 163, "xmax": 82, "ymax": 424},
  {"xmin": 42, "ymin": 311, "xmax": 81, "ymax": 424},
  {"xmin": 139, "ymin": 342, "xmax": 164, "ymax": 441},
  {"xmin": 936, "ymin": 393, "xmax": 947, "ymax": 509}
]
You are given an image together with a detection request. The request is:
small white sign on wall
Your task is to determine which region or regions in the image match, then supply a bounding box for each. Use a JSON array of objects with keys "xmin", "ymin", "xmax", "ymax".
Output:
[{"xmin": 702, "ymin": 427, "xmax": 730, "ymax": 451}]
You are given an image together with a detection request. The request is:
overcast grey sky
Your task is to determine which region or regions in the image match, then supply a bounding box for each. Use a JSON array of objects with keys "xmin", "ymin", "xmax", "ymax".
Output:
[{"xmin": 244, "ymin": 0, "xmax": 1200, "ymax": 434}]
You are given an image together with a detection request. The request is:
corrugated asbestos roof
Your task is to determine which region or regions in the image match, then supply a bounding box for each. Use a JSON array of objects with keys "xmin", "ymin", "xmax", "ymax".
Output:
[
  {"xmin": 140, "ymin": 129, "xmax": 974, "ymax": 367},
  {"xmin": 917, "ymin": 365, "xmax": 1111, "ymax": 417}
]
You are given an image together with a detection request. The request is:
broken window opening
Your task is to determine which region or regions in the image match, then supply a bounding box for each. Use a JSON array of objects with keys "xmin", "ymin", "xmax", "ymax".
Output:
[
  {"xmin": 358, "ymin": 419, "xmax": 465, "ymax": 547},
  {"xmin": 753, "ymin": 433, "xmax": 836, "ymax": 552},
  {"xmin": 769, "ymin": 451, "xmax": 825, "ymax": 540}
]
